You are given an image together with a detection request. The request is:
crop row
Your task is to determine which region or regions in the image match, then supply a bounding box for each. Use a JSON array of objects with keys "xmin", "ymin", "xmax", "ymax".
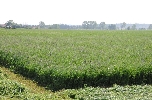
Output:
[{"xmin": 0, "ymin": 29, "xmax": 152, "ymax": 90}]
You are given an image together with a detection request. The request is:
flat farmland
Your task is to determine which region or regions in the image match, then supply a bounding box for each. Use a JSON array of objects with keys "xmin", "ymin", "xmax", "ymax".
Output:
[{"xmin": 0, "ymin": 29, "xmax": 152, "ymax": 90}]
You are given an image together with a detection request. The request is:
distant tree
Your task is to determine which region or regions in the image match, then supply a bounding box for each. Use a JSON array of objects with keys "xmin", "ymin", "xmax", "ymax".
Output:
[
  {"xmin": 93, "ymin": 21, "xmax": 97, "ymax": 29},
  {"xmin": 5, "ymin": 20, "xmax": 16, "ymax": 29},
  {"xmin": 59, "ymin": 24, "xmax": 69, "ymax": 29},
  {"xmin": 121, "ymin": 22, "xmax": 126, "ymax": 30},
  {"xmin": 108, "ymin": 24, "xmax": 116, "ymax": 30},
  {"xmin": 89, "ymin": 21, "xmax": 97, "ymax": 29},
  {"xmin": 131, "ymin": 24, "xmax": 136, "ymax": 30},
  {"xmin": 82, "ymin": 21, "xmax": 97, "ymax": 29},
  {"xmin": 127, "ymin": 26, "xmax": 130, "ymax": 30},
  {"xmin": 148, "ymin": 24, "xmax": 152, "ymax": 30},
  {"xmin": 99, "ymin": 22, "xmax": 106, "ymax": 30},
  {"xmin": 39, "ymin": 21, "xmax": 45, "ymax": 29},
  {"xmin": 139, "ymin": 28, "xmax": 146, "ymax": 30},
  {"xmin": 82, "ymin": 21, "xmax": 88, "ymax": 29},
  {"xmin": 52, "ymin": 24, "xmax": 60, "ymax": 29},
  {"xmin": 24, "ymin": 25, "xmax": 32, "ymax": 29}
]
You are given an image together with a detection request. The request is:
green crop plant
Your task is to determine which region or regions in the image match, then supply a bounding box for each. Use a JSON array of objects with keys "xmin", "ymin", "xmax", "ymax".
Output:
[{"xmin": 0, "ymin": 28, "xmax": 152, "ymax": 91}]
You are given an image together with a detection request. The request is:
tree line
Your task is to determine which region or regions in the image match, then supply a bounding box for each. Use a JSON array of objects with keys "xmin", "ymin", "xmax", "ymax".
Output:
[{"xmin": 1, "ymin": 20, "xmax": 152, "ymax": 30}]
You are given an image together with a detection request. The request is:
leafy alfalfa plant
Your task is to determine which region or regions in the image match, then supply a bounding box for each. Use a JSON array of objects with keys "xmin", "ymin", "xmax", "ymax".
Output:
[
  {"xmin": 0, "ymin": 80, "xmax": 26, "ymax": 97},
  {"xmin": 0, "ymin": 70, "xmax": 8, "ymax": 80}
]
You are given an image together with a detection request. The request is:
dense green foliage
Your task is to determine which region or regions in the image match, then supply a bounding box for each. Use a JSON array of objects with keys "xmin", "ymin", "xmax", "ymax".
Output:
[{"xmin": 0, "ymin": 29, "xmax": 152, "ymax": 90}]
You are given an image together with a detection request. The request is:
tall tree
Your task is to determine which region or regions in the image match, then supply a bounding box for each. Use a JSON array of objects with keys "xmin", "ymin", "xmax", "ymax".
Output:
[
  {"xmin": 82, "ymin": 21, "xmax": 88, "ymax": 29},
  {"xmin": 5, "ymin": 20, "xmax": 16, "ymax": 29},
  {"xmin": 99, "ymin": 22, "xmax": 106, "ymax": 30},
  {"xmin": 82, "ymin": 21, "xmax": 97, "ymax": 29},
  {"xmin": 39, "ymin": 21, "xmax": 45, "ymax": 29},
  {"xmin": 121, "ymin": 22, "xmax": 126, "ymax": 30},
  {"xmin": 89, "ymin": 21, "xmax": 97, "ymax": 29},
  {"xmin": 127, "ymin": 26, "xmax": 130, "ymax": 30}
]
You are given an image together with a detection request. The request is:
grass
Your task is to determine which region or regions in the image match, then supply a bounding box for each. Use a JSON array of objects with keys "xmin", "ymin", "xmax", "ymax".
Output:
[
  {"xmin": 0, "ymin": 67, "xmax": 50, "ymax": 94},
  {"xmin": 0, "ymin": 29, "xmax": 152, "ymax": 91},
  {"xmin": 0, "ymin": 66, "xmax": 48, "ymax": 100}
]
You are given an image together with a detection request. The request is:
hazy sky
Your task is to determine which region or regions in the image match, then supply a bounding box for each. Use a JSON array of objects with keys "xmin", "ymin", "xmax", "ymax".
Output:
[{"xmin": 0, "ymin": 0, "xmax": 152, "ymax": 25}]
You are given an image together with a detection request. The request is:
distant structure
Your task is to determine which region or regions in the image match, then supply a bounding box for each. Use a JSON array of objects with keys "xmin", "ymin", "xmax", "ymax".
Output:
[{"xmin": 0, "ymin": 24, "xmax": 5, "ymax": 28}]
